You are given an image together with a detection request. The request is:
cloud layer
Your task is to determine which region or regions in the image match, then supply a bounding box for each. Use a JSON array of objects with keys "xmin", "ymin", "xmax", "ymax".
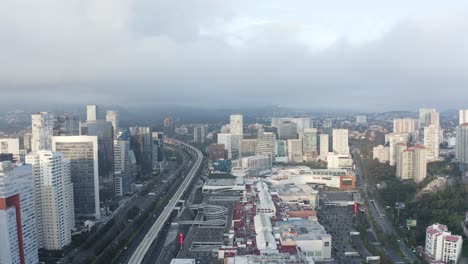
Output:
[{"xmin": 1, "ymin": 0, "xmax": 468, "ymax": 111}]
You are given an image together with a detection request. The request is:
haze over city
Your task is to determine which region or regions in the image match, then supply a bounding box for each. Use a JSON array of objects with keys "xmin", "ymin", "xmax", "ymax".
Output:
[{"xmin": 1, "ymin": 1, "xmax": 468, "ymax": 110}]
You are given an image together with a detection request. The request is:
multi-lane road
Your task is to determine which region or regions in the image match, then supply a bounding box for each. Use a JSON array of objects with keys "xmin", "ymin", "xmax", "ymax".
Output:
[
  {"xmin": 127, "ymin": 139, "xmax": 203, "ymax": 264},
  {"xmin": 353, "ymin": 149, "xmax": 417, "ymax": 263}
]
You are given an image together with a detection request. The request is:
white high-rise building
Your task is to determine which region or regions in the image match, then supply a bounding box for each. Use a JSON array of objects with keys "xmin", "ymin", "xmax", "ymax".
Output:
[
  {"xmin": 396, "ymin": 145, "xmax": 427, "ymax": 183},
  {"xmin": 373, "ymin": 145, "xmax": 389, "ymax": 163},
  {"xmin": 52, "ymin": 136, "xmax": 100, "ymax": 219},
  {"xmin": 31, "ymin": 112, "xmax": 56, "ymax": 153},
  {"xmin": 87, "ymin": 105, "xmax": 98, "ymax": 121},
  {"xmin": 0, "ymin": 161, "xmax": 38, "ymax": 264},
  {"xmin": 425, "ymin": 224, "xmax": 463, "ymax": 263},
  {"xmin": 393, "ymin": 119, "xmax": 416, "ymax": 134},
  {"xmin": 0, "ymin": 138, "xmax": 20, "ymax": 162},
  {"xmin": 386, "ymin": 133, "xmax": 410, "ymax": 166},
  {"xmin": 424, "ymin": 125, "xmax": 440, "ymax": 162},
  {"xmin": 319, "ymin": 134, "xmax": 329, "ymax": 160},
  {"xmin": 106, "ymin": 110, "xmax": 119, "ymax": 137},
  {"xmin": 230, "ymin": 114, "xmax": 243, "ymax": 157},
  {"xmin": 287, "ymin": 139, "xmax": 303, "ymax": 163},
  {"xmin": 230, "ymin": 114, "xmax": 243, "ymax": 137},
  {"xmin": 459, "ymin": 109, "xmax": 468, "ymax": 125},
  {"xmin": 332, "ymin": 129, "xmax": 349, "ymax": 155},
  {"xmin": 217, "ymin": 133, "xmax": 232, "ymax": 159},
  {"xmin": 26, "ymin": 151, "xmax": 74, "ymax": 250}
]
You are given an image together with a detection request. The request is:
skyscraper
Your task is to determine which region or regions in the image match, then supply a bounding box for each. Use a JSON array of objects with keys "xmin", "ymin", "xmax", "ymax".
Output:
[
  {"xmin": 255, "ymin": 132, "xmax": 276, "ymax": 157},
  {"xmin": 0, "ymin": 138, "xmax": 20, "ymax": 162},
  {"xmin": 287, "ymin": 139, "xmax": 303, "ymax": 163},
  {"xmin": 193, "ymin": 125, "xmax": 208, "ymax": 143},
  {"xmin": 302, "ymin": 128, "xmax": 318, "ymax": 161},
  {"xmin": 87, "ymin": 105, "xmax": 98, "ymax": 121},
  {"xmin": 0, "ymin": 161, "xmax": 38, "ymax": 264},
  {"xmin": 114, "ymin": 131, "xmax": 135, "ymax": 196},
  {"xmin": 271, "ymin": 117, "xmax": 312, "ymax": 133},
  {"xmin": 393, "ymin": 118, "xmax": 416, "ymax": 134},
  {"xmin": 419, "ymin": 108, "xmax": 436, "ymax": 128},
  {"xmin": 152, "ymin": 132, "xmax": 164, "ymax": 174},
  {"xmin": 240, "ymin": 139, "xmax": 257, "ymax": 158},
  {"xmin": 52, "ymin": 136, "xmax": 100, "ymax": 219},
  {"xmin": 217, "ymin": 133, "xmax": 232, "ymax": 159},
  {"xmin": 31, "ymin": 112, "xmax": 56, "ymax": 153},
  {"xmin": 80, "ymin": 120, "xmax": 114, "ymax": 201},
  {"xmin": 278, "ymin": 121, "xmax": 298, "ymax": 140},
  {"xmin": 230, "ymin": 114, "xmax": 243, "ymax": 158},
  {"xmin": 106, "ymin": 110, "xmax": 119, "ymax": 138},
  {"xmin": 332, "ymin": 129, "xmax": 349, "ymax": 155},
  {"xmin": 26, "ymin": 151, "xmax": 74, "ymax": 250},
  {"xmin": 163, "ymin": 116, "xmax": 175, "ymax": 137},
  {"xmin": 456, "ymin": 124, "xmax": 468, "ymax": 171},
  {"xmin": 459, "ymin": 109, "xmax": 468, "ymax": 125},
  {"xmin": 319, "ymin": 133, "xmax": 329, "ymax": 160},
  {"xmin": 129, "ymin": 127, "xmax": 153, "ymax": 175}
]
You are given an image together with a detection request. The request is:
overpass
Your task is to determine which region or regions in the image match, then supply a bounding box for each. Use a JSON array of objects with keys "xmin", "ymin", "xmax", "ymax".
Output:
[{"xmin": 128, "ymin": 139, "xmax": 203, "ymax": 264}]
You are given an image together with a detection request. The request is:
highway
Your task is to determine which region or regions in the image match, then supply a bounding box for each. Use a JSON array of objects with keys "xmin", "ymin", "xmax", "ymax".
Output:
[{"xmin": 128, "ymin": 139, "xmax": 203, "ymax": 264}]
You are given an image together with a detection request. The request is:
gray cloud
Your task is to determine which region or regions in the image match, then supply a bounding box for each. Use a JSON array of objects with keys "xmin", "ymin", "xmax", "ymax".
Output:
[{"xmin": 1, "ymin": 1, "xmax": 468, "ymax": 111}]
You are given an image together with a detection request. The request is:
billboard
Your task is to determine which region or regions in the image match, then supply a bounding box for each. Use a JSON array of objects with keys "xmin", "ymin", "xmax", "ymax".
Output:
[{"xmin": 406, "ymin": 219, "xmax": 417, "ymax": 227}]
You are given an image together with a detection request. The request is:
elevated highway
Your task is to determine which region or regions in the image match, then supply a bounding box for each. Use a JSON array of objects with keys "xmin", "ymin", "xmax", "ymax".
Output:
[{"xmin": 128, "ymin": 139, "xmax": 203, "ymax": 264}]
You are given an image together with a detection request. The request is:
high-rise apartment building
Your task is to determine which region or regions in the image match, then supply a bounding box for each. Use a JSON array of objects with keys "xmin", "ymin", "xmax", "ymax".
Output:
[
  {"xmin": 31, "ymin": 112, "xmax": 56, "ymax": 153},
  {"xmin": 386, "ymin": 133, "xmax": 410, "ymax": 166},
  {"xmin": 425, "ymin": 224, "xmax": 463, "ymax": 263},
  {"xmin": 255, "ymin": 132, "xmax": 276, "ymax": 157},
  {"xmin": 194, "ymin": 125, "xmax": 208, "ymax": 143},
  {"xmin": 373, "ymin": 145, "xmax": 389, "ymax": 163},
  {"xmin": 0, "ymin": 138, "xmax": 20, "ymax": 162},
  {"xmin": 393, "ymin": 119, "xmax": 416, "ymax": 134},
  {"xmin": 26, "ymin": 151, "xmax": 74, "ymax": 250},
  {"xmin": 106, "ymin": 110, "xmax": 119, "ymax": 138},
  {"xmin": 52, "ymin": 136, "xmax": 100, "ymax": 219},
  {"xmin": 319, "ymin": 134, "xmax": 329, "ymax": 160},
  {"xmin": 459, "ymin": 109, "xmax": 468, "ymax": 125},
  {"xmin": 81, "ymin": 120, "xmax": 114, "ymax": 201},
  {"xmin": 396, "ymin": 145, "xmax": 427, "ymax": 183},
  {"xmin": 332, "ymin": 129, "xmax": 349, "ymax": 155},
  {"xmin": 0, "ymin": 162, "xmax": 38, "ymax": 264},
  {"xmin": 87, "ymin": 105, "xmax": 98, "ymax": 121},
  {"xmin": 217, "ymin": 133, "xmax": 232, "ymax": 159},
  {"xmin": 424, "ymin": 125, "xmax": 440, "ymax": 161}
]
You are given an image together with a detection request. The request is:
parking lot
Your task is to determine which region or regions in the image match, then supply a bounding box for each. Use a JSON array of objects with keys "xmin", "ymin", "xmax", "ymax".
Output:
[{"xmin": 317, "ymin": 203, "xmax": 364, "ymax": 264}]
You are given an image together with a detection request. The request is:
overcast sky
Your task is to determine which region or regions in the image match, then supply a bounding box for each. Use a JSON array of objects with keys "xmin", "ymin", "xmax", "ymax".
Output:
[{"xmin": 1, "ymin": 0, "xmax": 468, "ymax": 111}]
